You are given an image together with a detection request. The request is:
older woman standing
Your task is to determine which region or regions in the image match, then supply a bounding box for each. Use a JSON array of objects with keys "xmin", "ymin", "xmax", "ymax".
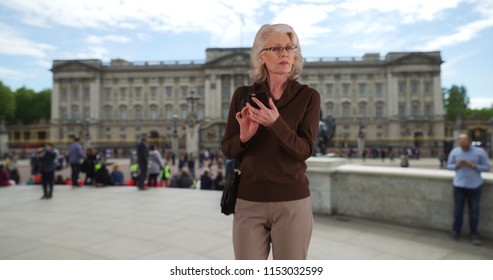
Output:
[{"xmin": 222, "ymin": 24, "xmax": 320, "ymax": 260}]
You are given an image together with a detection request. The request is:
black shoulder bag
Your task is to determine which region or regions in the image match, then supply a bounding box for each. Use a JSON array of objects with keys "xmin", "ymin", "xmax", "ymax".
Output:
[{"xmin": 220, "ymin": 87, "xmax": 248, "ymax": 216}]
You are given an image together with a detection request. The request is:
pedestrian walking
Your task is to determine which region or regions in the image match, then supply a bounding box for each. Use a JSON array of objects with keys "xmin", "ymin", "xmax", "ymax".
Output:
[
  {"xmin": 67, "ymin": 137, "xmax": 84, "ymax": 187},
  {"xmin": 136, "ymin": 133, "xmax": 149, "ymax": 190}
]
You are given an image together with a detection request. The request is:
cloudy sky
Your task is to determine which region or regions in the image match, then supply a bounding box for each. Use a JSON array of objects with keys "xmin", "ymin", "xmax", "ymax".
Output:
[{"xmin": 0, "ymin": 0, "xmax": 492, "ymax": 108}]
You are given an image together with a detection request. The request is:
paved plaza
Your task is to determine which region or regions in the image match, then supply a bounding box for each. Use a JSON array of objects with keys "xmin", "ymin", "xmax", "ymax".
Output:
[{"xmin": 0, "ymin": 185, "xmax": 492, "ymax": 260}]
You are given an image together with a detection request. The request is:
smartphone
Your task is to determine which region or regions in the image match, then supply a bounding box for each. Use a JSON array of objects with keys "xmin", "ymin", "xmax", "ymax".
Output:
[{"xmin": 248, "ymin": 92, "xmax": 270, "ymax": 109}]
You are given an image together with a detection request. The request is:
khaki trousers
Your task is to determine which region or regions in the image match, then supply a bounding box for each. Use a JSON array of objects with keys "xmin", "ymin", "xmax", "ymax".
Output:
[{"xmin": 233, "ymin": 197, "xmax": 313, "ymax": 260}]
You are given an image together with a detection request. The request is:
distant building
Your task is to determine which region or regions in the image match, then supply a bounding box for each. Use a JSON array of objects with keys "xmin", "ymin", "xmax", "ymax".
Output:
[{"xmin": 50, "ymin": 48, "xmax": 446, "ymax": 155}]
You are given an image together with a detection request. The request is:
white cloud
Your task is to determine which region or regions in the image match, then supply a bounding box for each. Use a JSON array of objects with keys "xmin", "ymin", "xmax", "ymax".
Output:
[
  {"xmin": 1, "ymin": 0, "xmax": 488, "ymax": 51},
  {"xmin": 0, "ymin": 67, "xmax": 30, "ymax": 80},
  {"xmin": 71, "ymin": 46, "xmax": 110, "ymax": 59},
  {"xmin": 337, "ymin": 0, "xmax": 465, "ymax": 23},
  {"xmin": 137, "ymin": 33, "xmax": 152, "ymax": 42},
  {"xmin": 469, "ymin": 98, "xmax": 493, "ymax": 109},
  {"xmin": 85, "ymin": 34, "xmax": 131, "ymax": 44},
  {"xmin": 423, "ymin": 17, "xmax": 493, "ymax": 50},
  {"xmin": 271, "ymin": 4, "xmax": 335, "ymax": 45},
  {"xmin": 0, "ymin": 23, "xmax": 55, "ymax": 58}
]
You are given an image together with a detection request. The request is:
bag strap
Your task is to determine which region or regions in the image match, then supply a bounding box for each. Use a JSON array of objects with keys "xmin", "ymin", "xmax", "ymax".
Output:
[{"xmin": 233, "ymin": 86, "xmax": 249, "ymax": 173}]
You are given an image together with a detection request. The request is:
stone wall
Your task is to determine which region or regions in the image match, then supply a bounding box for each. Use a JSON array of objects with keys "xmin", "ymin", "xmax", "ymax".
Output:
[{"xmin": 306, "ymin": 158, "xmax": 493, "ymax": 239}]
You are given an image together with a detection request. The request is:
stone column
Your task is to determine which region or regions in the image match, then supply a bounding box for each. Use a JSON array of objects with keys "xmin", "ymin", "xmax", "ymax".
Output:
[
  {"xmin": 88, "ymin": 75, "xmax": 101, "ymax": 146},
  {"xmin": 386, "ymin": 72, "xmax": 398, "ymax": 117},
  {"xmin": 432, "ymin": 73, "xmax": 443, "ymax": 116},
  {"xmin": 50, "ymin": 80, "xmax": 61, "ymax": 145}
]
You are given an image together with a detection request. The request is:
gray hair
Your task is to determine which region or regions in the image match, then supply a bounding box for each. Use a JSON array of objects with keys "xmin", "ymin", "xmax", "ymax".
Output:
[{"xmin": 249, "ymin": 23, "xmax": 304, "ymax": 83}]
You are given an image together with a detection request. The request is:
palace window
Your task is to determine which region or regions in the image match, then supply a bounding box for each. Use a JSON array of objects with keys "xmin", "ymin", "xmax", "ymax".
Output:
[
  {"xmin": 83, "ymin": 87, "xmax": 90, "ymax": 100},
  {"xmin": 325, "ymin": 102, "xmax": 333, "ymax": 116},
  {"xmin": 342, "ymin": 103, "xmax": 350, "ymax": 118},
  {"xmin": 150, "ymin": 106, "xmax": 158, "ymax": 120},
  {"xmin": 134, "ymin": 87, "xmax": 142, "ymax": 100},
  {"xmin": 71, "ymin": 106, "xmax": 79, "ymax": 120},
  {"xmin": 399, "ymin": 104, "xmax": 406, "ymax": 117},
  {"xmin": 197, "ymin": 105, "xmax": 204, "ymax": 120},
  {"xmin": 412, "ymin": 103, "xmax": 419, "ymax": 117},
  {"xmin": 375, "ymin": 103, "xmax": 383, "ymax": 119},
  {"xmin": 165, "ymin": 106, "xmax": 173, "ymax": 120},
  {"xmin": 358, "ymin": 103, "xmax": 367, "ymax": 117},
  {"xmin": 375, "ymin": 83, "xmax": 383, "ymax": 97},
  {"xmin": 61, "ymin": 88, "xmax": 68, "ymax": 101},
  {"xmin": 196, "ymin": 86, "xmax": 204, "ymax": 98},
  {"xmin": 425, "ymin": 104, "xmax": 432, "ymax": 116},
  {"xmin": 424, "ymin": 81, "xmax": 432, "ymax": 94},
  {"xmin": 399, "ymin": 82, "xmax": 406, "ymax": 95},
  {"xmin": 165, "ymin": 86, "xmax": 173, "ymax": 99},
  {"xmin": 105, "ymin": 108, "xmax": 112, "ymax": 120},
  {"xmin": 105, "ymin": 88, "xmax": 112, "ymax": 101},
  {"xmin": 61, "ymin": 107, "xmax": 68, "ymax": 120},
  {"xmin": 342, "ymin": 83, "xmax": 350, "ymax": 97},
  {"xmin": 120, "ymin": 106, "xmax": 127, "ymax": 120},
  {"xmin": 120, "ymin": 88, "xmax": 127, "ymax": 100},
  {"xmin": 326, "ymin": 84, "xmax": 333, "ymax": 96},
  {"xmin": 181, "ymin": 106, "xmax": 188, "ymax": 120},
  {"xmin": 411, "ymin": 81, "xmax": 418, "ymax": 94},
  {"xmin": 135, "ymin": 106, "xmax": 142, "ymax": 120},
  {"xmin": 358, "ymin": 83, "xmax": 366, "ymax": 96},
  {"xmin": 150, "ymin": 87, "xmax": 158, "ymax": 101},
  {"xmin": 181, "ymin": 86, "xmax": 189, "ymax": 99},
  {"xmin": 72, "ymin": 88, "xmax": 79, "ymax": 100},
  {"xmin": 83, "ymin": 107, "xmax": 90, "ymax": 120}
]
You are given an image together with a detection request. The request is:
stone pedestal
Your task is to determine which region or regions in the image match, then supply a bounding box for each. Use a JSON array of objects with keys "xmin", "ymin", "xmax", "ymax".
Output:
[
  {"xmin": 305, "ymin": 157, "xmax": 347, "ymax": 214},
  {"xmin": 171, "ymin": 136, "xmax": 178, "ymax": 158},
  {"xmin": 186, "ymin": 122, "xmax": 199, "ymax": 157},
  {"xmin": 357, "ymin": 137, "xmax": 365, "ymax": 157},
  {"xmin": 0, "ymin": 120, "xmax": 8, "ymax": 157}
]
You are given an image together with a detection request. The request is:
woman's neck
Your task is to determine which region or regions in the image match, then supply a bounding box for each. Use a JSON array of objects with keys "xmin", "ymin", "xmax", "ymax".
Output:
[{"xmin": 267, "ymin": 74, "xmax": 289, "ymax": 100}]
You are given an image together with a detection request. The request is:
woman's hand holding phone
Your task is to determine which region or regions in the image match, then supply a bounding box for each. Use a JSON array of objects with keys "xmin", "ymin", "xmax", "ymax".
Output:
[{"xmin": 247, "ymin": 97, "xmax": 279, "ymax": 127}]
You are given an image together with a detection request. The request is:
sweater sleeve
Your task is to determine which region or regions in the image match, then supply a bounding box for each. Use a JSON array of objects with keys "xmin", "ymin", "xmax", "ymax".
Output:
[
  {"xmin": 222, "ymin": 86, "xmax": 250, "ymax": 159},
  {"xmin": 267, "ymin": 89, "xmax": 320, "ymax": 161}
]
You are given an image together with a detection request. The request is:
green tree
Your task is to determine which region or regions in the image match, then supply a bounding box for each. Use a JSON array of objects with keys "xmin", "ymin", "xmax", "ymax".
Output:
[
  {"xmin": 0, "ymin": 81, "xmax": 16, "ymax": 121},
  {"xmin": 13, "ymin": 87, "xmax": 38, "ymax": 124},
  {"xmin": 33, "ymin": 89, "xmax": 52, "ymax": 121},
  {"xmin": 12, "ymin": 87, "xmax": 51, "ymax": 124},
  {"xmin": 466, "ymin": 107, "xmax": 493, "ymax": 120},
  {"xmin": 443, "ymin": 85, "xmax": 469, "ymax": 122}
]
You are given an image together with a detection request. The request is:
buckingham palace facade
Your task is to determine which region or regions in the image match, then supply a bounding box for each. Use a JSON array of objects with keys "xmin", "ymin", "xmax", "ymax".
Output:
[{"xmin": 50, "ymin": 48, "xmax": 445, "ymax": 154}]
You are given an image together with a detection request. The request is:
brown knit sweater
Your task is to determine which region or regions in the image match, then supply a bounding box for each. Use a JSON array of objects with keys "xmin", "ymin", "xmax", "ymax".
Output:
[{"xmin": 222, "ymin": 79, "xmax": 321, "ymax": 202}]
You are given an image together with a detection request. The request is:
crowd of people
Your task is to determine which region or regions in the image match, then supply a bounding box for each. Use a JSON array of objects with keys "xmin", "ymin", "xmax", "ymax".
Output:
[
  {"xmin": 2, "ymin": 134, "xmax": 229, "ymax": 194},
  {"xmin": 131, "ymin": 133, "xmax": 227, "ymax": 191}
]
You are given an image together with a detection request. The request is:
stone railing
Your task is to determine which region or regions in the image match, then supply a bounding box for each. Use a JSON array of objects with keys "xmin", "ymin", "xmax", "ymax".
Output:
[{"xmin": 306, "ymin": 157, "xmax": 493, "ymax": 239}]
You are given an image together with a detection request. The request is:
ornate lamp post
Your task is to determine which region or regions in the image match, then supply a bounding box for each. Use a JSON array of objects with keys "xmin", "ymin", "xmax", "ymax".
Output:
[
  {"xmin": 172, "ymin": 114, "xmax": 179, "ymax": 164},
  {"xmin": 185, "ymin": 90, "xmax": 200, "ymax": 157},
  {"xmin": 84, "ymin": 117, "xmax": 90, "ymax": 148},
  {"xmin": 357, "ymin": 115, "xmax": 365, "ymax": 157}
]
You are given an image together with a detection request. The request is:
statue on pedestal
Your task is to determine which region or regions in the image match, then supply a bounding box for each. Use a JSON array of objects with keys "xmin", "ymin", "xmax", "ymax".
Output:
[{"xmin": 316, "ymin": 114, "xmax": 336, "ymax": 156}]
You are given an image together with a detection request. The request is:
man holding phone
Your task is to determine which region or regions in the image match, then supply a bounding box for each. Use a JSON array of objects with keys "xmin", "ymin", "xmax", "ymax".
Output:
[{"xmin": 447, "ymin": 133, "xmax": 490, "ymax": 245}]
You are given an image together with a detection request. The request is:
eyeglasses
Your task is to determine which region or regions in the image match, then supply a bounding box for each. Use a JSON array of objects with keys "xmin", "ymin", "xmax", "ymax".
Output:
[{"xmin": 261, "ymin": 45, "xmax": 298, "ymax": 54}]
